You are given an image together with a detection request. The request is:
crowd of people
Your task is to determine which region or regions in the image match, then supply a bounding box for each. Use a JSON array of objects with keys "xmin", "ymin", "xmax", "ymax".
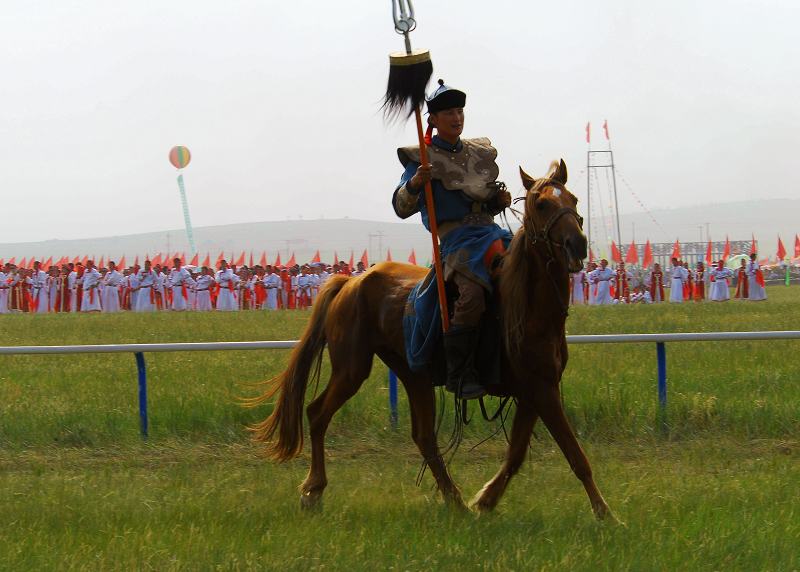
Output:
[
  {"xmin": 570, "ymin": 254, "xmax": 770, "ymax": 305},
  {"xmin": 0, "ymin": 251, "xmax": 780, "ymax": 314},
  {"xmin": 0, "ymin": 258, "xmax": 369, "ymax": 314}
]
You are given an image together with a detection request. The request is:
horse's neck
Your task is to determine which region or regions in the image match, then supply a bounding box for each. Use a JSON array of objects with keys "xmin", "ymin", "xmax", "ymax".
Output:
[{"xmin": 524, "ymin": 246, "xmax": 570, "ymax": 327}]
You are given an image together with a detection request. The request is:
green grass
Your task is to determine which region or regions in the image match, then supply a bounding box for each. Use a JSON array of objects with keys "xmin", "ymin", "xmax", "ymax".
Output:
[{"xmin": 0, "ymin": 286, "xmax": 799, "ymax": 570}]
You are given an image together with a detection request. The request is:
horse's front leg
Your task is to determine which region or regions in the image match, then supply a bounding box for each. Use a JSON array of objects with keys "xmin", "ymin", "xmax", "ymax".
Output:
[
  {"xmin": 532, "ymin": 382, "xmax": 620, "ymax": 523},
  {"xmin": 470, "ymin": 401, "xmax": 538, "ymax": 512}
]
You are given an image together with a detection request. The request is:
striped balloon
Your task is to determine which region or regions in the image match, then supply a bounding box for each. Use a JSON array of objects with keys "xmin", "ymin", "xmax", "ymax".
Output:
[{"xmin": 169, "ymin": 146, "xmax": 191, "ymax": 169}]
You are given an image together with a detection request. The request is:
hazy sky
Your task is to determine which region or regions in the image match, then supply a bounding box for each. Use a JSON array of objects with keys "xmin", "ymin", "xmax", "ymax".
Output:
[{"xmin": 2, "ymin": 0, "xmax": 798, "ymax": 244}]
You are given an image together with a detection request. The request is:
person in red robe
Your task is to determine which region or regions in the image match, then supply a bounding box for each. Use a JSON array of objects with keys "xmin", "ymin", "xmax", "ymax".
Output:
[
  {"xmin": 682, "ymin": 262, "xmax": 692, "ymax": 300},
  {"xmin": 279, "ymin": 268, "xmax": 291, "ymax": 309},
  {"xmin": 614, "ymin": 262, "xmax": 631, "ymax": 303},
  {"xmin": 734, "ymin": 259, "xmax": 749, "ymax": 299},
  {"xmin": 693, "ymin": 262, "xmax": 706, "ymax": 301},
  {"xmin": 649, "ymin": 263, "xmax": 665, "ymax": 303}
]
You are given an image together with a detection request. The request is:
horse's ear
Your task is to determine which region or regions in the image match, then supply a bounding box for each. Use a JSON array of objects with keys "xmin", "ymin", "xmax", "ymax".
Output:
[
  {"xmin": 519, "ymin": 166, "xmax": 536, "ymax": 191},
  {"xmin": 553, "ymin": 159, "xmax": 568, "ymax": 185}
]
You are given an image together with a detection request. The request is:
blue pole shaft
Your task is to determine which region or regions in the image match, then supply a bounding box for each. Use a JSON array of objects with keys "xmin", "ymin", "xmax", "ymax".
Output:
[
  {"xmin": 134, "ymin": 352, "xmax": 148, "ymax": 439},
  {"xmin": 388, "ymin": 370, "xmax": 398, "ymax": 429},
  {"xmin": 656, "ymin": 342, "xmax": 667, "ymax": 409}
]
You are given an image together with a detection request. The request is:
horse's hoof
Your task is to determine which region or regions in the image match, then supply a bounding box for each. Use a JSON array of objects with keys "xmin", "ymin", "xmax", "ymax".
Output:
[
  {"xmin": 300, "ymin": 491, "xmax": 322, "ymax": 511},
  {"xmin": 595, "ymin": 506, "xmax": 625, "ymax": 527},
  {"xmin": 468, "ymin": 494, "xmax": 496, "ymax": 514}
]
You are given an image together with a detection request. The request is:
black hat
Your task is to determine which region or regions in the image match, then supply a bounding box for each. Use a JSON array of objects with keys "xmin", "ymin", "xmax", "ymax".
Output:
[{"xmin": 426, "ymin": 79, "xmax": 466, "ymax": 114}]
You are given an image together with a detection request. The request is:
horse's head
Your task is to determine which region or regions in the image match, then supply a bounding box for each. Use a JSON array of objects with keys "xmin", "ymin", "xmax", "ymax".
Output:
[{"xmin": 518, "ymin": 159, "xmax": 587, "ymax": 272}]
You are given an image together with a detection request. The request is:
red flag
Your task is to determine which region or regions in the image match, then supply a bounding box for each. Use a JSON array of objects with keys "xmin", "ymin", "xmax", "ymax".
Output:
[
  {"xmin": 311, "ymin": 250, "xmax": 321, "ymax": 263},
  {"xmin": 750, "ymin": 235, "xmax": 757, "ymax": 256},
  {"xmin": 234, "ymin": 251, "xmax": 245, "ymax": 267},
  {"xmin": 8, "ymin": 257, "xmax": 16, "ymax": 265},
  {"xmin": 603, "ymin": 119, "xmax": 610, "ymax": 140},
  {"xmin": 386, "ymin": 249, "xmax": 393, "ymax": 262},
  {"xmin": 670, "ymin": 240, "xmax": 681, "ymax": 260},
  {"xmin": 795, "ymin": 234, "xmax": 800, "ymax": 258},
  {"xmin": 585, "ymin": 122, "xmax": 591, "ymax": 143},
  {"xmin": 642, "ymin": 240, "xmax": 653, "ymax": 268},
  {"xmin": 20, "ymin": 257, "xmax": 27, "ymax": 269},
  {"xmin": 98, "ymin": 256, "xmax": 105, "ymax": 269},
  {"xmin": 723, "ymin": 236, "xmax": 731, "ymax": 261},
  {"xmin": 408, "ymin": 249, "xmax": 417, "ymax": 265},
  {"xmin": 0, "ymin": 258, "xmax": 4, "ymax": 266},
  {"xmin": 247, "ymin": 251, "xmax": 252, "ymax": 267},
  {"xmin": 610, "ymin": 241, "xmax": 622, "ymax": 263},
  {"xmin": 777, "ymin": 236, "xmax": 787, "ymax": 260},
  {"xmin": 150, "ymin": 253, "xmax": 160, "ymax": 266},
  {"xmin": 189, "ymin": 252, "xmax": 199, "ymax": 267},
  {"xmin": 286, "ymin": 252, "xmax": 296, "ymax": 267},
  {"xmin": 202, "ymin": 252, "xmax": 211, "ymax": 268},
  {"xmin": 360, "ymin": 249, "xmax": 369, "ymax": 267},
  {"xmin": 274, "ymin": 253, "xmax": 282, "ymax": 267},
  {"xmin": 259, "ymin": 252, "xmax": 267, "ymax": 267},
  {"xmin": 43, "ymin": 256, "xmax": 53, "ymax": 271},
  {"xmin": 348, "ymin": 251, "xmax": 354, "ymax": 268},
  {"xmin": 705, "ymin": 239, "xmax": 713, "ymax": 266},
  {"xmin": 333, "ymin": 251, "xmax": 339, "ymax": 265},
  {"xmin": 118, "ymin": 255, "xmax": 126, "ymax": 269},
  {"xmin": 217, "ymin": 251, "xmax": 225, "ymax": 264},
  {"xmin": 624, "ymin": 241, "xmax": 638, "ymax": 264}
]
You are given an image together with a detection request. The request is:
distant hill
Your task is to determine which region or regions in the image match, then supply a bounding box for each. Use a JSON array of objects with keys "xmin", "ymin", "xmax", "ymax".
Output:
[{"xmin": 1, "ymin": 199, "xmax": 797, "ymax": 265}]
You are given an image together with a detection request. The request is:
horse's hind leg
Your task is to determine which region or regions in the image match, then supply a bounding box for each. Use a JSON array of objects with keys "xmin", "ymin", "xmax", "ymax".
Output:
[
  {"xmin": 533, "ymin": 382, "xmax": 618, "ymax": 522},
  {"xmin": 402, "ymin": 376, "xmax": 466, "ymax": 509},
  {"xmin": 470, "ymin": 402, "xmax": 538, "ymax": 512},
  {"xmin": 300, "ymin": 361, "xmax": 371, "ymax": 509}
]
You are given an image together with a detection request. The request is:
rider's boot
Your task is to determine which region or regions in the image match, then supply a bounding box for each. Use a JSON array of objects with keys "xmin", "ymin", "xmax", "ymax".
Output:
[{"xmin": 443, "ymin": 326, "xmax": 486, "ymax": 400}]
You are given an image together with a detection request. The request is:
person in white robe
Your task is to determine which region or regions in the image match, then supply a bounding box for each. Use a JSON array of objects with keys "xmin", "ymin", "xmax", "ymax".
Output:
[
  {"xmin": 168, "ymin": 259, "xmax": 196, "ymax": 311},
  {"xmin": 668, "ymin": 258, "xmax": 688, "ymax": 303},
  {"xmin": 101, "ymin": 261, "xmax": 124, "ymax": 312},
  {"xmin": 134, "ymin": 261, "xmax": 158, "ymax": 312},
  {"xmin": 746, "ymin": 254, "xmax": 767, "ymax": 301},
  {"xmin": 155, "ymin": 267, "xmax": 168, "ymax": 310},
  {"xmin": 215, "ymin": 261, "xmax": 239, "ymax": 311},
  {"xmin": 194, "ymin": 267, "xmax": 215, "ymax": 311},
  {"xmin": 263, "ymin": 265, "xmax": 280, "ymax": 310},
  {"xmin": 29, "ymin": 261, "xmax": 51, "ymax": 313},
  {"xmin": 570, "ymin": 267, "xmax": 587, "ymax": 305},
  {"xmin": 592, "ymin": 259, "xmax": 615, "ymax": 305},
  {"xmin": 0, "ymin": 263, "xmax": 14, "ymax": 313},
  {"xmin": 80, "ymin": 261, "xmax": 103, "ymax": 312},
  {"xmin": 708, "ymin": 260, "xmax": 733, "ymax": 302},
  {"xmin": 67, "ymin": 265, "xmax": 80, "ymax": 312},
  {"xmin": 48, "ymin": 267, "xmax": 60, "ymax": 311}
]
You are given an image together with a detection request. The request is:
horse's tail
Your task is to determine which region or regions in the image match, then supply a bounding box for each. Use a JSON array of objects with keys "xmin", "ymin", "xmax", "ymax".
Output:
[{"xmin": 246, "ymin": 274, "xmax": 349, "ymax": 461}]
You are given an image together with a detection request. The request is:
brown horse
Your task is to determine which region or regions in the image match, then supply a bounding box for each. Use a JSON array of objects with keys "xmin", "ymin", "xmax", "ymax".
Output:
[{"xmin": 249, "ymin": 159, "xmax": 616, "ymax": 520}]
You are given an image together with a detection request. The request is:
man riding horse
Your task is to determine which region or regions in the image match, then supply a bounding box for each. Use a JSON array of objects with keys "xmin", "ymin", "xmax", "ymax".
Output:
[{"xmin": 392, "ymin": 80, "xmax": 512, "ymax": 400}]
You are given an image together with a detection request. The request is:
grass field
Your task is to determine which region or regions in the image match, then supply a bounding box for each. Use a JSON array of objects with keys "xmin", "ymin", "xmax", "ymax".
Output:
[{"xmin": 1, "ymin": 287, "xmax": 798, "ymax": 570}]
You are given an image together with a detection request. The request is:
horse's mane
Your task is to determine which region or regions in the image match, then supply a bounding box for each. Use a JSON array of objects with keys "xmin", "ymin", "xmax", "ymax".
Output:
[{"xmin": 499, "ymin": 161, "xmax": 562, "ymax": 358}]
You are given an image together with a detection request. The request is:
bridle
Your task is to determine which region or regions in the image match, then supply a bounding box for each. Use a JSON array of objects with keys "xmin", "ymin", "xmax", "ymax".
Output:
[{"xmin": 512, "ymin": 179, "xmax": 584, "ymax": 316}]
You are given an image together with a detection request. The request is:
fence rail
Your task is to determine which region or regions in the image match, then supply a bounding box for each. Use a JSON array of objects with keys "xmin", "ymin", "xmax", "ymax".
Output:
[{"xmin": 2, "ymin": 330, "xmax": 799, "ymax": 438}]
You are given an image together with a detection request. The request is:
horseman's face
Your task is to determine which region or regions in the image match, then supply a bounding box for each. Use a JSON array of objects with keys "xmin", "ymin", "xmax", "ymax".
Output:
[
  {"xmin": 431, "ymin": 108, "xmax": 464, "ymax": 142},
  {"xmin": 520, "ymin": 160, "xmax": 587, "ymax": 273}
]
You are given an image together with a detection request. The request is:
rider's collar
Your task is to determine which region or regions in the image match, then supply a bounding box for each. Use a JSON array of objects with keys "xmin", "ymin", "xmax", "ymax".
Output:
[{"xmin": 430, "ymin": 135, "xmax": 462, "ymax": 153}]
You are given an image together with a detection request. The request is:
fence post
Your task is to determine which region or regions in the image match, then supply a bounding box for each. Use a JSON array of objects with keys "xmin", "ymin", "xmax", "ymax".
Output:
[
  {"xmin": 134, "ymin": 352, "xmax": 148, "ymax": 439},
  {"xmin": 388, "ymin": 370, "xmax": 398, "ymax": 429},
  {"xmin": 656, "ymin": 342, "xmax": 667, "ymax": 432}
]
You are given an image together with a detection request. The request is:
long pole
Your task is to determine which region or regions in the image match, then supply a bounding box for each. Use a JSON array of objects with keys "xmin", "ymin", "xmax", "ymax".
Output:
[
  {"xmin": 609, "ymin": 150, "xmax": 622, "ymax": 248},
  {"xmin": 586, "ymin": 150, "xmax": 592, "ymax": 256},
  {"xmin": 413, "ymin": 109, "xmax": 450, "ymax": 332}
]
